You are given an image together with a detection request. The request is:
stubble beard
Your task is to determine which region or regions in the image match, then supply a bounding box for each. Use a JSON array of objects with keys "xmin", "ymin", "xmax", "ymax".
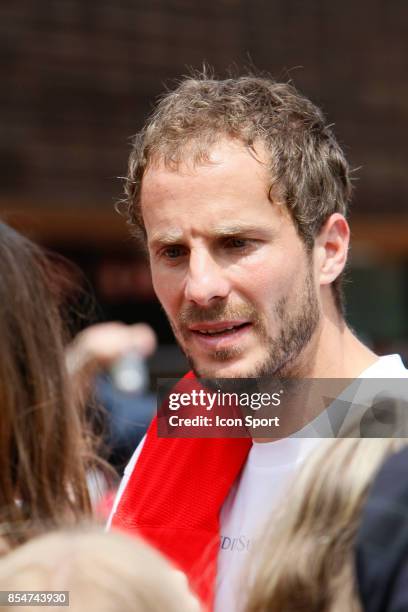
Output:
[{"xmin": 169, "ymin": 265, "xmax": 320, "ymax": 385}]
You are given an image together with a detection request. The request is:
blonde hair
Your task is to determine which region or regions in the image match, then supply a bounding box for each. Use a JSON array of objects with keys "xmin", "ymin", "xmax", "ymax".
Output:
[
  {"xmin": 244, "ymin": 438, "xmax": 408, "ymax": 612},
  {"xmin": 0, "ymin": 527, "xmax": 201, "ymax": 612}
]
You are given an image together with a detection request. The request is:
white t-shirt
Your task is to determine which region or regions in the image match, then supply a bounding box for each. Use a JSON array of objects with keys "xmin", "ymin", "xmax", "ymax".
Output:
[
  {"xmin": 215, "ymin": 436, "xmax": 320, "ymax": 611},
  {"xmin": 215, "ymin": 354, "xmax": 408, "ymax": 611},
  {"xmin": 108, "ymin": 355, "xmax": 408, "ymax": 611}
]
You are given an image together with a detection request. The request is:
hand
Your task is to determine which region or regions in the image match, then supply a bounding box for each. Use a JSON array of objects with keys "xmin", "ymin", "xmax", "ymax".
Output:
[{"xmin": 66, "ymin": 322, "xmax": 157, "ymax": 392}]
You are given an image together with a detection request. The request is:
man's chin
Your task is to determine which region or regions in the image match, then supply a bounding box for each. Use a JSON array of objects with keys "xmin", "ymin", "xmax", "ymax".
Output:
[
  {"xmin": 186, "ymin": 350, "xmax": 277, "ymax": 393},
  {"xmin": 190, "ymin": 356, "xmax": 261, "ymax": 380}
]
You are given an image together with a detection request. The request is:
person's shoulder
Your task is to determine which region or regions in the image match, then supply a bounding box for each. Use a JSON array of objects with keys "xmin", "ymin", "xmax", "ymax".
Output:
[
  {"xmin": 124, "ymin": 435, "xmax": 147, "ymax": 475},
  {"xmin": 360, "ymin": 354, "xmax": 408, "ymax": 378},
  {"xmin": 106, "ymin": 435, "xmax": 147, "ymax": 529}
]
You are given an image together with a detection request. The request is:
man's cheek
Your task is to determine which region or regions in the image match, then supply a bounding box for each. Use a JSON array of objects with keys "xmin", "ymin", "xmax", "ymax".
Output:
[
  {"xmin": 152, "ymin": 272, "xmax": 170, "ymax": 304},
  {"xmin": 154, "ymin": 288, "xmax": 179, "ymax": 330}
]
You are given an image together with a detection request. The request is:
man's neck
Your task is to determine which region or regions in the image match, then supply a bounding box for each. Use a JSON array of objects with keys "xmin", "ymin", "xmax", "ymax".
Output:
[
  {"xmin": 253, "ymin": 314, "xmax": 379, "ymax": 443},
  {"xmin": 304, "ymin": 311, "xmax": 378, "ymax": 379}
]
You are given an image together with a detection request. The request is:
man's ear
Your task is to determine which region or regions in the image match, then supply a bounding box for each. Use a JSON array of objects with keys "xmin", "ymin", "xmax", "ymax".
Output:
[{"xmin": 314, "ymin": 213, "xmax": 350, "ymax": 286}]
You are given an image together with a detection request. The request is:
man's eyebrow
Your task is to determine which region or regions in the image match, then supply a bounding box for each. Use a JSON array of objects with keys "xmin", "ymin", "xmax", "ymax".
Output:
[
  {"xmin": 149, "ymin": 231, "xmax": 184, "ymax": 249},
  {"xmin": 211, "ymin": 224, "xmax": 265, "ymax": 237},
  {"xmin": 150, "ymin": 224, "xmax": 273, "ymax": 248}
]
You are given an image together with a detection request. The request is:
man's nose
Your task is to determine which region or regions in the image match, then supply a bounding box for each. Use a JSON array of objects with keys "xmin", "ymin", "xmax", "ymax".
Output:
[{"xmin": 184, "ymin": 249, "xmax": 231, "ymax": 306}]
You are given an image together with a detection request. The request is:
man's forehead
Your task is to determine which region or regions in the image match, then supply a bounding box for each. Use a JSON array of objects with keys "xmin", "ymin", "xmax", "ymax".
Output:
[
  {"xmin": 142, "ymin": 138, "xmax": 270, "ymax": 183},
  {"xmin": 141, "ymin": 142, "xmax": 273, "ymax": 227},
  {"xmin": 140, "ymin": 138, "xmax": 290, "ymax": 245}
]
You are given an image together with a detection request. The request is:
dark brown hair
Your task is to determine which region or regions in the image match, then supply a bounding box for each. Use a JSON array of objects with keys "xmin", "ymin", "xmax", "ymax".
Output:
[
  {"xmin": 0, "ymin": 222, "xmax": 94, "ymax": 548},
  {"xmin": 121, "ymin": 71, "xmax": 352, "ymax": 312}
]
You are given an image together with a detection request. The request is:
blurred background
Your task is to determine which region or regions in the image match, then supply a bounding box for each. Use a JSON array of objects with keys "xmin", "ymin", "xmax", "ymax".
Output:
[{"xmin": 1, "ymin": 0, "xmax": 407, "ymax": 372}]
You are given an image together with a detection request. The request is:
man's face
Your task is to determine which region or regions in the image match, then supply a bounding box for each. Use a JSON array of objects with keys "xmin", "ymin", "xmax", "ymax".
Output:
[{"xmin": 141, "ymin": 139, "xmax": 321, "ymax": 379}]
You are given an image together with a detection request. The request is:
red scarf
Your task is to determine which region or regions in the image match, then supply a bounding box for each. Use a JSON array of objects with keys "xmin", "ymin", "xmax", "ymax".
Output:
[{"xmin": 111, "ymin": 372, "xmax": 251, "ymax": 609}]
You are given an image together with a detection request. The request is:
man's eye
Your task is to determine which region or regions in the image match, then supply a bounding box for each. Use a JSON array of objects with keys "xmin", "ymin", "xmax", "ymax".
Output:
[
  {"xmin": 163, "ymin": 246, "xmax": 185, "ymax": 259},
  {"xmin": 226, "ymin": 238, "xmax": 248, "ymax": 249}
]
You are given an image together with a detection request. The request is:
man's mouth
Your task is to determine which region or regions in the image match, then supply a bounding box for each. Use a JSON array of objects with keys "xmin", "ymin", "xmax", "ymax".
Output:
[
  {"xmin": 187, "ymin": 321, "xmax": 252, "ymax": 347},
  {"xmin": 193, "ymin": 323, "xmax": 250, "ymax": 336},
  {"xmin": 189, "ymin": 320, "xmax": 250, "ymax": 334}
]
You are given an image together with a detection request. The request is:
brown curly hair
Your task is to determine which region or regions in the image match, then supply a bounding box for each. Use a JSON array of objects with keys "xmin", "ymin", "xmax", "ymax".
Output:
[{"xmin": 120, "ymin": 71, "xmax": 352, "ymax": 312}]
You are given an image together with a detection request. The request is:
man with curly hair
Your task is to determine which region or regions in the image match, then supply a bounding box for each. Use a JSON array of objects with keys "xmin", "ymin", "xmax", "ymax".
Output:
[{"xmin": 110, "ymin": 72, "xmax": 407, "ymax": 611}]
